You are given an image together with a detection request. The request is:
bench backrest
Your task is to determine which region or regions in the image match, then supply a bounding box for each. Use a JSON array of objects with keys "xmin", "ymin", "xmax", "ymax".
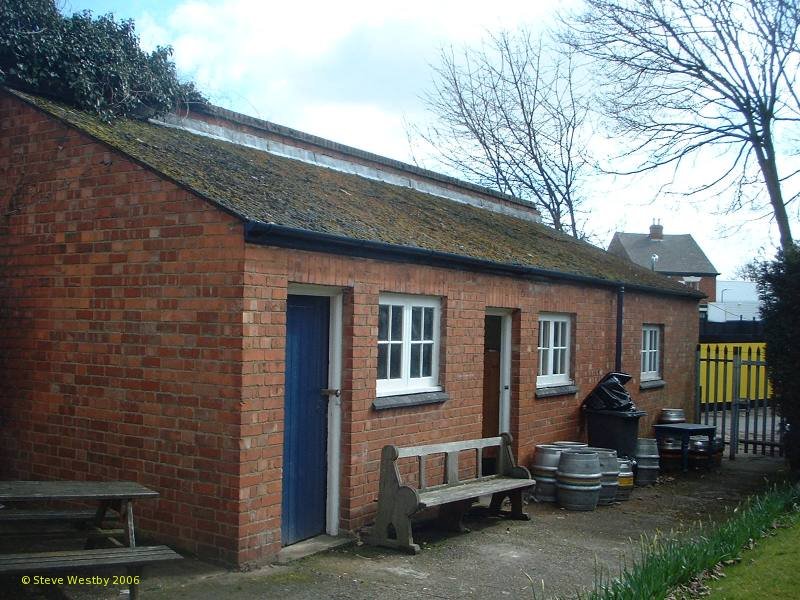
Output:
[{"xmin": 387, "ymin": 433, "xmax": 514, "ymax": 490}]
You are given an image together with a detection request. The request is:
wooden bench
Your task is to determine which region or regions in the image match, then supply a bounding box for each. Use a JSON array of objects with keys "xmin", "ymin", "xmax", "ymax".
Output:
[
  {"xmin": 0, "ymin": 545, "xmax": 182, "ymax": 599},
  {"xmin": 365, "ymin": 432, "xmax": 534, "ymax": 553}
]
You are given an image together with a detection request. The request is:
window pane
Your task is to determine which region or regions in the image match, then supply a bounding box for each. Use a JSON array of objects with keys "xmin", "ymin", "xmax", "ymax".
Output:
[
  {"xmin": 378, "ymin": 305, "xmax": 389, "ymax": 341},
  {"xmin": 642, "ymin": 329, "xmax": 647, "ymax": 351},
  {"xmin": 539, "ymin": 320, "xmax": 550, "ymax": 350},
  {"xmin": 411, "ymin": 307, "xmax": 422, "ymax": 341},
  {"xmin": 540, "ymin": 348, "xmax": 550, "ymax": 376},
  {"xmin": 378, "ymin": 344, "xmax": 388, "ymax": 379},
  {"xmin": 422, "ymin": 344, "xmax": 432, "ymax": 377},
  {"xmin": 423, "ymin": 307, "xmax": 434, "ymax": 340},
  {"xmin": 557, "ymin": 348, "xmax": 566, "ymax": 375},
  {"xmin": 410, "ymin": 343, "xmax": 421, "ymax": 378},
  {"xmin": 390, "ymin": 305, "xmax": 403, "ymax": 340},
  {"xmin": 389, "ymin": 343, "xmax": 402, "ymax": 378}
]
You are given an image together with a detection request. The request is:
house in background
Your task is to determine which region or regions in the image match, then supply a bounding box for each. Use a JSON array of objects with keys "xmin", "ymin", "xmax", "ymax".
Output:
[
  {"xmin": 608, "ymin": 222, "xmax": 719, "ymax": 303},
  {"xmin": 1, "ymin": 88, "xmax": 702, "ymax": 566}
]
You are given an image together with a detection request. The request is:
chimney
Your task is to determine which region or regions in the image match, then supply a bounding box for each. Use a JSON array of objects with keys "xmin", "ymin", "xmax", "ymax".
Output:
[{"xmin": 649, "ymin": 220, "xmax": 663, "ymax": 240}]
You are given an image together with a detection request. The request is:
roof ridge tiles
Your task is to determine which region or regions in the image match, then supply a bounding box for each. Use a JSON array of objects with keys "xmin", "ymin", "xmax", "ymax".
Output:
[{"xmin": 194, "ymin": 103, "xmax": 537, "ymax": 212}]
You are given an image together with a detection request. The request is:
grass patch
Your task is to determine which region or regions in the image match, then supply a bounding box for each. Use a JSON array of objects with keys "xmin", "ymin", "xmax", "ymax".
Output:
[
  {"xmin": 540, "ymin": 483, "xmax": 800, "ymax": 600},
  {"xmin": 705, "ymin": 515, "xmax": 800, "ymax": 599}
]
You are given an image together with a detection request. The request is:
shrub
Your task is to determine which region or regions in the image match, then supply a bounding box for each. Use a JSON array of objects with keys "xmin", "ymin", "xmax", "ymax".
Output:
[
  {"xmin": 0, "ymin": 0, "xmax": 205, "ymax": 119},
  {"xmin": 758, "ymin": 245, "xmax": 800, "ymax": 471}
]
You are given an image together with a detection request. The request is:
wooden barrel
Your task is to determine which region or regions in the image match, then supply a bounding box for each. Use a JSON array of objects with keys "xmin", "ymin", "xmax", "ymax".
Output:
[
  {"xmin": 658, "ymin": 408, "xmax": 686, "ymax": 424},
  {"xmin": 530, "ymin": 444, "xmax": 562, "ymax": 502},
  {"xmin": 634, "ymin": 438, "xmax": 660, "ymax": 486},
  {"xmin": 658, "ymin": 437, "xmax": 683, "ymax": 471},
  {"xmin": 556, "ymin": 449, "xmax": 601, "ymax": 511},
  {"xmin": 587, "ymin": 447, "xmax": 619, "ymax": 505},
  {"xmin": 552, "ymin": 441, "xmax": 588, "ymax": 448},
  {"xmin": 616, "ymin": 458, "xmax": 634, "ymax": 501}
]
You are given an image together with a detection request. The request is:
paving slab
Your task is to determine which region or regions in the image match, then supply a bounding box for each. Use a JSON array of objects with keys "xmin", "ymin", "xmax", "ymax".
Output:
[{"xmin": 0, "ymin": 455, "xmax": 787, "ymax": 600}]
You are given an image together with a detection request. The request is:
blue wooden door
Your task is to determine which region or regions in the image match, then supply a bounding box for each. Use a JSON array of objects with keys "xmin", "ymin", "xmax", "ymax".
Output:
[{"xmin": 282, "ymin": 294, "xmax": 330, "ymax": 546}]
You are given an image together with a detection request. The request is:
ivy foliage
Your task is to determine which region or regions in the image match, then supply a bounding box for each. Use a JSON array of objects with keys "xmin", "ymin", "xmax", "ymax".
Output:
[
  {"xmin": 758, "ymin": 245, "xmax": 800, "ymax": 471},
  {"xmin": 0, "ymin": 0, "xmax": 205, "ymax": 119}
]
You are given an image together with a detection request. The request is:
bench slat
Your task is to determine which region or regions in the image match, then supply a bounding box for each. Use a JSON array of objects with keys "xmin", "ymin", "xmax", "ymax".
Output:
[
  {"xmin": 0, "ymin": 546, "xmax": 181, "ymax": 574},
  {"xmin": 418, "ymin": 476, "xmax": 533, "ymax": 508},
  {"xmin": 0, "ymin": 510, "xmax": 102, "ymax": 522},
  {"xmin": 396, "ymin": 436, "xmax": 503, "ymax": 458}
]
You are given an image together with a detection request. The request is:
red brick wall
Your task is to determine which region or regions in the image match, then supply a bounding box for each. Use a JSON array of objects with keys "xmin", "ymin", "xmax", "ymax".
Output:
[
  {"xmin": 699, "ymin": 275, "xmax": 716, "ymax": 302},
  {"xmin": 0, "ymin": 94, "xmax": 248, "ymax": 564},
  {"xmin": 241, "ymin": 245, "xmax": 700, "ymax": 556}
]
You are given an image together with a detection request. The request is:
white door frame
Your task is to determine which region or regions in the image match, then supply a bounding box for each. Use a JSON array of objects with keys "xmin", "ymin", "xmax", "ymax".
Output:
[
  {"xmin": 287, "ymin": 283, "xmax": 343, "ymax": 536},
  {"xmin": 486, "ymin": 308, "xmax": 512, "ymax": 434}
]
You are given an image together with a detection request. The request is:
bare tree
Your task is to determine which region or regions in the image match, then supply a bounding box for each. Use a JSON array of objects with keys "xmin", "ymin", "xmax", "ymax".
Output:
[
  {"xmin": 565, "ymin": 0, "xmax": 800, "ymax": 250},
  {"xmin": 415, "ymin": 31, "xmax": 592, "ymax": 238}
]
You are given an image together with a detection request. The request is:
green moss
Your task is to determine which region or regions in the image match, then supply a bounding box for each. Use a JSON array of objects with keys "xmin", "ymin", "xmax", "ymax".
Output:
[{"xmin": 10, "ymin": 88, "xmax": 699, "ymax": 297}]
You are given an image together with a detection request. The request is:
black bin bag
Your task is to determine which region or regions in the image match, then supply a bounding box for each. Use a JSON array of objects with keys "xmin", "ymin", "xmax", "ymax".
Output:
[
  {"xmin": 583, "ymin": 372, "xmax": 635, "ymax": 411},
  {"xmin": 582, "ymin": 372, "xmax": 645, "ymax": 458}
]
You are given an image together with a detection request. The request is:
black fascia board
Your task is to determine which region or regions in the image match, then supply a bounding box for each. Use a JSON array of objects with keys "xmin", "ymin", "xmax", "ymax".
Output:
[{"xmin": 244, "ymin": 220, "xmax": 702, "ymax": 299}]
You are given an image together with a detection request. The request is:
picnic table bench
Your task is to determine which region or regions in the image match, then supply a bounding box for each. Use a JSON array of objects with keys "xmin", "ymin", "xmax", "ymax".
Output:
[
  {"xmin": 0, "ymin": 481, "xmax": 181, "ymax": 598},
  {"xmin": 366, "ymin": 433, "xmax": 534, "ymax": 553}
]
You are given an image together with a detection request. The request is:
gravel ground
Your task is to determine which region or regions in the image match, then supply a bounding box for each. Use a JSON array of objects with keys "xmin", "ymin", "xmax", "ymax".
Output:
[{"xmin": 1, "ymin": 455, "xmax": 787, "ymax": 600}]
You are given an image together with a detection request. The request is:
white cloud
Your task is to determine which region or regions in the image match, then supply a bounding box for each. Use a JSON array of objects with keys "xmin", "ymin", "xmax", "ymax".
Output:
[{"xmin": 296, "ymin": 101, "xmax": 417, "ymax": 160}]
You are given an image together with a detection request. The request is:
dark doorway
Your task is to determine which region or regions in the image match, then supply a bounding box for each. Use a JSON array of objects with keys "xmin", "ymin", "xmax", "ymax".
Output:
[{"xmin": 482, "ymin": 315, "xmax": 503, "ymax": 474}]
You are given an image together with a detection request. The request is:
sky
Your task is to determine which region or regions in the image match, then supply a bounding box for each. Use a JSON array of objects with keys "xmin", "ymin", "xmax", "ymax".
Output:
[{"xmin": 61, "ymin": 0, "xmax": 800, "ymax": 278}]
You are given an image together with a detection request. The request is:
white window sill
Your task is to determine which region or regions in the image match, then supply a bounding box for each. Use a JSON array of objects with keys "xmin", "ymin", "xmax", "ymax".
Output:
[
  {"xmin": 376, "ymin": 385, "xmax": 442, "ymax": 398},
  {"xmin": 536, "ymin": 377, "xmax": 573, "ymax": 388}
]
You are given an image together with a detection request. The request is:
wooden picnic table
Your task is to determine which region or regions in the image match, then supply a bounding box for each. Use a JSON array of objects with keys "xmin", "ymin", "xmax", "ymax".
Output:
[
  {"xmin": 0, "ymin": 480, "xmax": 160, "ymax": 502},
  {"xmin": 0, "ymin": 480, "xmax": 159, "ymax": 547},
  {"xmin": 0, "ymin": 481, "xmax": 181, "ymax": 598}
]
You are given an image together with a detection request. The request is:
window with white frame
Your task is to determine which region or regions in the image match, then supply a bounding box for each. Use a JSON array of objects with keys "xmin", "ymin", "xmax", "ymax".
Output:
[
  {"xmin": 377, "ymin": 294, "xmax": 440, "ymax": 396},
  {"xmin": 641, "ymin": 325, "xmax": 662, "ymax": 380},
  {"xmin": 537, "ymin": 313, "xmax": 572, "ymax": 387}
]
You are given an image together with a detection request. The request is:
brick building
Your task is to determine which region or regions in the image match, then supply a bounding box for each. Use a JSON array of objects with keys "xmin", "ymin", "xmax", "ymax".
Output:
[{"xmin": 0, "ymin": 89, "xmax": 701, "ymax": 566}]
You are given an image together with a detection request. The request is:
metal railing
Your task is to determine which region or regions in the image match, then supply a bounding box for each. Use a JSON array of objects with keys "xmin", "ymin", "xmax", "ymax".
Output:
[{"xmin": 695, "ymin": 344, "xmax": 783, "ymax": 459}]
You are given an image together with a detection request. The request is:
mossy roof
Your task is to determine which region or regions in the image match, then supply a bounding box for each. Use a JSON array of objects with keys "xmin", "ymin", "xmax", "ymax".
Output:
[{"xmin": 11, "ymin": 89, "xmax": 700, "ymax": 297}]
